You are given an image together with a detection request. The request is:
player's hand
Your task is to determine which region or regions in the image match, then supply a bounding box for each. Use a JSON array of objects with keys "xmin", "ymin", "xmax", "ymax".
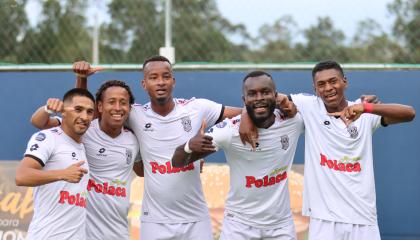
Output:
[
  {"xmin": 239, "ymin": 108, "xmax": 258, "ymax": 149},
  {"xmin": 360, "ymin": 95, "xmax": 380, "ymax": 104},
  {"xmin": 188, "ymin": 120, "xmax": 216, "ymax": 153},
  {"xmin": 62, "ymin": 160, "xmax": 88, "ymax": 183},
  {"xmin": 73, "ymin": 61, "xmax": 103, "ymax": 78},
  {"xmin": 328, "ymin": 103, "xmax": 364, "ymax": 126},
  {"xmin": 276, "ymin": 94, "xmax": 297, "ymax": 117},
  {"xmin": 46, "ymin": 98, "xmax": 64, "ymax": 113}
]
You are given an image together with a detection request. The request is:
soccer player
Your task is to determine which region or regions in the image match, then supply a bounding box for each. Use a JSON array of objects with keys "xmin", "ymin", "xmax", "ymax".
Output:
[
  {"xmin": 30, "ymin": 79, "xmax": 142, "ymax": 240},
  {"xmin": 171, "ymin": 71, "xmax": 303, "ymax": 240},
  {"xmin": 72, "ymin": 56, "xmax": 248, "ymax": 240},
  {"xmin": 289, "ymin": 60, "xmax": 415, "ymax": 240},
  {"xmin": 16, "ymin": 88, "xmax": 95, "ymax": 240}
]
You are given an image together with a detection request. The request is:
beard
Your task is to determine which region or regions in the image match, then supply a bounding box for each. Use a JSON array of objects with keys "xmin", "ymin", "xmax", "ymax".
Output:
[{"xmin": 245, "ymin": 100, "xmax": 276, "ymax": 127}]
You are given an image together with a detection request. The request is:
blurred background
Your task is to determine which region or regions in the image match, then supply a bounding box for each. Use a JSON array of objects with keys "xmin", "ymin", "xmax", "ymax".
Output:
[{"xmin": 1, "ymin": 0, "xmax": 420, "ymax": 64}]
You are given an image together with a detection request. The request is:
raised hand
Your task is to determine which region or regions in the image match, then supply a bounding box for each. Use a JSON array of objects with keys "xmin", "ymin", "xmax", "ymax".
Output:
[
  {"xmin": 73, "ymin": 61, "xmax": 103, "ymax": 77},
  {"xmin": 187, "ymin": 119, "xmax": 216, "ymax": 153},
  {"xmin": 328, "ymin": 103, "xmax": 364, "ymax": 126},
  {"xmin": 45, "ymin": 98, "xmax": 64, "ymax": 113},
  {"xmin": 62, "ymin": 160, "xmax": 88, "ymax": 183},
  {"xmin": 276, "ymin": 94, "xmax": 297, "ymax": 117}
]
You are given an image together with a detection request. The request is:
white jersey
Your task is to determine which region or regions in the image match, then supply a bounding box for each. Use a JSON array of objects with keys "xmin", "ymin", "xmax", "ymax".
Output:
[
  {"xmin": 207, "ymin": 110, "xmax": 304, "ymax": 229},
  {"xmin": 24, "ymin": 127, "xmax": 89, "ymax": 240},
  {"xmin": 82, "ymin": 119, "xmax": 140, "ymax": 240},
  {"xmin": 291, "ymin": 94, "xmax": 382, "ymax": 225},
  {"xmin": 128, "ymin": 98, "xmax": 223, "ymax": 223}
]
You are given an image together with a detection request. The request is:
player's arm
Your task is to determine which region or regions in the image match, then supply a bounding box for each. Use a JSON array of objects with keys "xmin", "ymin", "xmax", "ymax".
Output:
[
  {"xmin": 15, "ymin": 157, "xmax": 88, "ymax": 187},
  {"xmin": 238, "ymin": 93, "xmax": 296, "ymax": 148},
  {"xmin": 172, "ymin": 121, "xmax": 216, "ymax": 168},
  {"xmin": 73, "ymin": 61, "xmax": 102, "ymax": 89},
  {"xmin": 330, "ymin": 103, "xmax": 415, "ymax": 126},
  {"xmin": 30, "ymin": 98, "xmax": 62, "ymax": 129},
  {"xmin": 133, "ymin": 161, "xmax": 144, "ymax": 177}
]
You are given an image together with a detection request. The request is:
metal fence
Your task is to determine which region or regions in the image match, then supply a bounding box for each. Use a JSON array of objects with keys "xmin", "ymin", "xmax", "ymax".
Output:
[{"xmin": 1, "ymin": 0, "xmax": 419, "ymax": 64}]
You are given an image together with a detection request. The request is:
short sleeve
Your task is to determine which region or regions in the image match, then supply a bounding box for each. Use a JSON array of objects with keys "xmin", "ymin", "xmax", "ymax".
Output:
[
  {"xmin": 290, "ymin": 93, "xmax": 317, "ymax": 113},
  {"xmin": 195, "ymin": 98, "xmax": 223, "ymax": 127},
  {"xmin": 23, "ymin": 131, "xmax": 55, "ymax": 167},
  {"xmin": 206, "ymin": 119, "xmax": 233, "ymax": 151}
]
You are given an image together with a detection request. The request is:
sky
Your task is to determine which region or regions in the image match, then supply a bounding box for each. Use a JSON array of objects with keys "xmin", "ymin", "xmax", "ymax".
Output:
[{"xmin": 215, "ymin": 0, "xmax": 395, "ymax": 40}]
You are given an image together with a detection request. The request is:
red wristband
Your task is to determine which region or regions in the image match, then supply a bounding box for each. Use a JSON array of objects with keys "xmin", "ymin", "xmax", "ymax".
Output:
[{"xmin": 363, "ymin": 102, "xmax": 374, "ymax": 113}]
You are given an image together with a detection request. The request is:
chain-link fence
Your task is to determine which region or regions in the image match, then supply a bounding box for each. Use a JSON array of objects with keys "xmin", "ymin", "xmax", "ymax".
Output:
[{"xmin": 1, "ymin": 0, "xmax": 420, "ymax": 64}]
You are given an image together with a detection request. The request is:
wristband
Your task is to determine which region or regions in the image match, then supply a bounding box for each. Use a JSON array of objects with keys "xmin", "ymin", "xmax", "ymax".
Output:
[
  {"xmin": 44, "ymin": 105, "xmax": 54, "ymax": 115},
  {"xmin": 363, "ymin": 102, "xmax": 374, "ymax": 113},
  {"xmin": 184, "ymin": 140, "xmax": 192, "ymax": 154}
]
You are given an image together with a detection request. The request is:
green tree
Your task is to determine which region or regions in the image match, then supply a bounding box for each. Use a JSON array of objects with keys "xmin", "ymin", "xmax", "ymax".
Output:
[
  {"xmin": 349, "ymin": 19, "xmax": 401, "ymax": 62},
  {"xmin": 0, "ymin": 0, "xmax": 28, "ymax": 63},
  {"xmin": 300, "ymin": 17, "xmax": 349, "ymax": 62},
  {"xmin": 252, "ymin": 16, "xmax": 300, "ymax": 62},
  {"xmin": 18, "ymin": 0, "xmax": 91, "ymax": 63},
  {"xmin": 102, "ymin": 0, "xmax": 250, "ymax": 63},
  {"xmin": 388, "ymin": 0, "xmax": 420, "ymax": 63}
]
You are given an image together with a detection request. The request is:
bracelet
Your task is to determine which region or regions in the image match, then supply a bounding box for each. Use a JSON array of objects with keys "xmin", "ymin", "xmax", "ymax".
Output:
[
  {"xmin": 184, "ymin": 140, "xmax": 192, "ymax": 153},
  {"xmin": 44, "ymin": 105, "xmax": 54, "ymax": 115},
  {"xmin": 363, "ymin": 102, "xmax": 374, "ymax": 113}
]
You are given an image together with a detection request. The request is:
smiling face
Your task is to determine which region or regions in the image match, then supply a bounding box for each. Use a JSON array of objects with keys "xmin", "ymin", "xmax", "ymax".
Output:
[
  {"xmin": 61, "ymin": 96, "xmax": 95, "ymax": 141},
  {"xmin": 313, "ymin": 68, "xmax": 348, "ymax": 112},
  {"xmin": 142, "ymin": 61, "xmax": 175, "ymax": 106},
  {"xmin": 243, "ymin": 74, "xmax": 277, "ymax": 128},
  {"xmin": 97, "ymin": 86, "xmax": 131, "ymax": 131}
]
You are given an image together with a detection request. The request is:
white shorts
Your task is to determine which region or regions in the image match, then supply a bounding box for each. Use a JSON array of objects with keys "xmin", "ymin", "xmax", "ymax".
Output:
[
  {"xmin": 140, "ymin": 219, "xmax": 213, "ymax": 240},
  {"xmin": 220, "ymin": 217, "xmax": 296, "ymax": 240},
  {"xmin": 308, "ymin": 217, "xmax": 381, "ymax": 240}
]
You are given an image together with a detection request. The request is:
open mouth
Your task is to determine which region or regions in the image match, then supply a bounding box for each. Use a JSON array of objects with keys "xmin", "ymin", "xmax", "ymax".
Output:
[
  {"xmin": 110, "ymin": 113, "xmax": 124, "ymax": 121},
  {"xmin": 253, "ymin": 104, "xmax": 268, "ymax": 114},
  {"xmin": 324, "ymin": 92, "xmax": 337, "ymax": 101},
  {"xmin": 156, "ymin": 89, "xmax": 167, "ymax": 95}
]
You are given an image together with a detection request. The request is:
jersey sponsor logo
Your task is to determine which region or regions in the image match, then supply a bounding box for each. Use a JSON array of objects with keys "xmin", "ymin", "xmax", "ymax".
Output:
[
  {"xmin": 87, "ymin": 179, "xmax": 127, "ymax": 198},
  {"xmin": 97, "ymin": 148, "xmax": 107, "ymax": 157},
  {"xmin": 143, "ymin": 123, "xmax": 154, "ymax": 131},
  {"xmin": 150, "ymin": 161, "xmax": 195, "ymax": 174},
  {"xmin": 347, "ymin": 125, "xmax": 359, "ymax": 138},
  {"xmin": 58, "ymin": 191, "xmax": 87, "ymax": 208},
  {"xmin": 320, "ymin": 153, "xmax": 361, "ymax": 172},
  {"xmin": 71, "ymin": 152, "xmax": 79, "ymax": 161},
  {"xmin": 35, "ymin": 132, "xmax": 46, "ymax": 141},
  {"xmin": 245, "ymin": 171, "xmax": 287, "ymax": 188},
  {"xmin": 126, "ymin": 148, "xmax": 133, "ymax": 165},
  {"xmin": 181, "ymin": 116, "xmax": 192, "ymax": 132},
  {"xmin": 30, "ymin": 144, "xmax": 39, "ymax": 151},
  {"xmin": 281, "ymin": 135, "xmax": 289, "ymax": 150}
]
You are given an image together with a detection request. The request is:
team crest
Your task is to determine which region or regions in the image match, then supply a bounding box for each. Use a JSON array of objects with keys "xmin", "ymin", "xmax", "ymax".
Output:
[
  {"xmin": 126, "ymin": 149, "xmax": 133, "ymax": 165},
  {"xmin": 347, "ymin": 125, "xmax": 359, "ymax": 139},
  {"xmin": 281, "ymin": 135, "xmax": 289, "ymax": 150},
  {"xmin": 181, "ymin": 116, "xmax": 192, "ymax": 132}
]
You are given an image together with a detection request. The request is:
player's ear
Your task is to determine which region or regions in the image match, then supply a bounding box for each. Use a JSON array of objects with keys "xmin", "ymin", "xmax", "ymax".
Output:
[
  {"xmin": 141, "ymin": 79, "xmax": 147, "ymax": 90},
  {"xmin": 97, "ymin": 101, "xmax": 103, "ymax": 114}
]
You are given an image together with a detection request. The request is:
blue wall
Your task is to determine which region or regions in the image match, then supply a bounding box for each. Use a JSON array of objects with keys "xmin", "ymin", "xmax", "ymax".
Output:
[{"xmin": 1, "ymin": 70, "xmax": 419, "ymax": 239}]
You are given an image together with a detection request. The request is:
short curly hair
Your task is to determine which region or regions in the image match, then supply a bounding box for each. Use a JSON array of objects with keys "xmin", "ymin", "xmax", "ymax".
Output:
[{"xmin": 95, "ymin": 80, "xmax": 135, "ymax": 105}]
